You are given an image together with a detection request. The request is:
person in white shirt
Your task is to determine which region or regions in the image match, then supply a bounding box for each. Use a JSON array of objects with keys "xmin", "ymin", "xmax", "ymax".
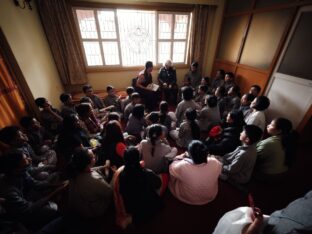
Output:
[{"xmin": 244, "ymin": 96, "xmax": 270, "ymax": 132}]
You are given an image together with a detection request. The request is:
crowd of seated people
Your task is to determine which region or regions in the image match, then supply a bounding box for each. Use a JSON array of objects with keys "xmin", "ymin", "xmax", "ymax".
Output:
[{"xmin": 0, "ymin": 61, "xmax": 302, "ymax": 233}]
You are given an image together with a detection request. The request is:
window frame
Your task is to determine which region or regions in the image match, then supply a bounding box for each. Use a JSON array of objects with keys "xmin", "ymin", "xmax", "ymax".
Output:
[{"xmin": 72, "ymin": 5, "xmax": 192, "ymax": 71}]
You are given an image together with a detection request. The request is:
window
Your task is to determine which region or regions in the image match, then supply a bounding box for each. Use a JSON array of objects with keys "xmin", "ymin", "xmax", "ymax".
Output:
[{"xmin": 74, "ymin": 8, "xmax": 191, "ymax": 68}]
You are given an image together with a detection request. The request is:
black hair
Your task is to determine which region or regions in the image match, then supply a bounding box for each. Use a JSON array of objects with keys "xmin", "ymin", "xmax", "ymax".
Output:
[
  {"xmin": 188, "ymin": 140, "xmax": 207, "ymax": 164},
  {"xmin": 225, "ymin": 72, "xmax": 234, "ymax": 79},
  {"xmin": 243, "ymin": 125, "xmax": 263, "ymax": 145},
  {"xmin": 0, "ymin": 149, "xmax": 24, "ymax": 174},
  {"xmin": 148, "ymin": 124, "xmax": 163, "ymax": 157},
  {"xmin": 123, "ymin": 146, "xmax": 141, "ymax": 172},
  {"xmin": 203, "ymin": 76, "xmax": 210, "ymax": 84},
  {"xmin": 253, "ymin": 96, "xmax": 270, "ymax": 111},
  {"xmin": 228, "ymin": 85, "xmax": 241, "ymax": 97},
  {"xmin": 0, "ymin": 126, "xmax": 20, "ymax": 145},
  {"xmin": 60, "ymin": 93, "xmax": 71, "ymax": 103},
  {"xmin": 131, "ymin": 92, "xmax": 140, "ymax": 101},
  {"xmin": 126, "ymin": 86, "xmax": 135, "ymax": 95},
  {"xmin": 244, "ymin": 93, "xmax": 255, "ymax": 103},
  {"xmin": 159, "ymin": 101, "xmax": 169, "ymax": 127},
  {"xmin": 182, "ymin": 86, "xmax": 194, "ymax": 101},
  {"xmin": 191, "ymin": 62, "xmax": 199, "ymax": 68},
  {"xmin": 228, "ymin": 110, "xmax": 245, "ymax": 128},
  {"xmin": 107, "ymin": 112, "xmax": 121, "ymax": 122},
  {"xmin": 145, "ymin": 61, "xmax": 153, "ymax": 69},
  {"xmin": 132, "ymin": 104, "xmax": 145, "ymax": 119},
  {"xmin": 82, "ymin": 84, "xmax": 92, "ymax": 93},
  {"xmin": 274, "ymin": 118, "xmax": 298, "ymax": 167},
  {"xmin": 251, "ymin": 85, "xmax": 261, "ymax": 94},
  {"xmin": 215, "ymin": 86, "xmax": 226, "ymax": 97},
  {"xmin": 159, "ymin": 101, "xmax": 169, "ymax": 114},
  {"xmin": 199, "ymin": 85, "xmax": 208, "ymax": 93},
  {"xmin": 76, "ymin": 103, "xmax": 92, "ymax": 118},
  {"xmin": 207, "ymin": 96, "xmax": 218, "ymax": 108},
  {"xmin": 20, "ymin": 116, "xmax": 34, "ymax": 129},
  {"xmin": 67, "ymin": 148, "xmax": 92, "ymax": 178},
  {"xmin": 216, "ymin": 69, "xmax": 225, "ymax": 77},
  {"xmin": 106, "ymin": 85, "xmax": 113, "ymax": 92},
  {"xmin": 147, "ymin": 112, "xmax": 159, "ymax": 124},
  {"xmin": 185, "ymin": 108, "xmax": 200, "ymax": 140},
  {"xmin": 34, "ymin": 97, "xmax": 47, "ymax": 108}
]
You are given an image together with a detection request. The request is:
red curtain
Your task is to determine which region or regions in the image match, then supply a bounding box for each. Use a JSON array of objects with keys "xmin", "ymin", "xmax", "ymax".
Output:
[{"xmin": 0, "ymin": 56, "xmax": 27, "ymax": 128}]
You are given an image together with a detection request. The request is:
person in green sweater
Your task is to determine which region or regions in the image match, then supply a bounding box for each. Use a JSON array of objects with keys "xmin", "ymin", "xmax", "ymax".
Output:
[{"xmin": 254, "ymin": 117, "xmax": 297, "ymax": 181}]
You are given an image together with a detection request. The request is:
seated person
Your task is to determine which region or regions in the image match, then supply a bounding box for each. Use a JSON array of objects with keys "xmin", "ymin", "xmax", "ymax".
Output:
[
  {"xmin": 135, "ymin": 61, "xmax": 158, "ymax": 111},
  {"xmin": 225, "ymin": 85, "xmax": 241, "ymax": 114},
  {"xmin": 245, "ymin": 96, "xmax": 270, "ymax": 131},
  {"xmin": 19, "ymin": 116, "xmax": 54, "ymax": 155},
  {"xmin": 67, "ymin": 148, "xmax": 112, "ymax": 218},
  {"xmin": 35, "ymin": 97, "xmax": 62, "ymax": 137},
  {"xmin": 121, "ymin": 86, "xmax": 134, "ymax": 112},
  {"xmin": 158, "ymin": 101, "xmax": 173, "ymax": 132},
  {"xmin": 211, "ymin": 69, "xmax": 225, "ymax": 94},
  {"xmin": 158, "ymin": 59, "xmax": 178, "ymax": 105},
  {"xmin": 125, "ymin": 104, "xmax": 147, "ymax": 140},
  {"xmin": 82, "ymin": 84, "xmax": 105, "ymax": 110},
  {"xmin": 195, "ymin": 85, "xmax": 208, "ymax": 108},
  {"xmin": 215, "ymin": 125, "xmax": 263, "ymax": 184},
  {"xmin": 249, "ymin": 84, "xmax": 261, "ymax": 97},
  {"xmin": 76, "ymin": 103, "xmax": 102, "ymax": 135},
  {"xmin": 239, "ymin": 93, "xmax": 255, "ymax": 117},
  {"xmin": 118, "ymin": 147, "xmax": 163, "ymax": 224},
  {"xmin": 183, "ymin": 62, "xmax": 201, "ymax": 89},
  {"xmin": 103, "ymin": 85, "xmax": 122, "ymax": 113},
  {"xmin": 124, "ymin": 92, "xmax": 141, "ymax": 121},
  {"xmin": 198, "ymin": 95, "xmax": 221, "ymax": 131},
  {"xmin": 175, "ymin": 86, "xmax": 200, "ymax": 127},
  {"xmin": 254, "ymin": 118, "xmax": 297, "ymax": 180},
  {"xmin": 138, "ymin": 124, "xmax": 177, "ymax": 174},
  {"xmin": 206, "ymin": 110, "xmax": 244, "ymax": 156},
  {"xmin": 0, "ymin": 126, "xmax": 57, "ymax": 173},
  {"xmin": 0, "ymin": 150, "xmax": 66, "ymax": 231},
  {"xmin": 213, "ymin": 190, "xmax": 312, "ymax": 234},
  {"xmin": 169, "ymin": 140, "xmax": 222, "ymax": 205},
  {"xmin": 59, "ymin": 93, "xmax": 77, "ymax": 118},
  {"xmin": 224, "ymin": 72, "xmax": 236, "ymax": 92}
]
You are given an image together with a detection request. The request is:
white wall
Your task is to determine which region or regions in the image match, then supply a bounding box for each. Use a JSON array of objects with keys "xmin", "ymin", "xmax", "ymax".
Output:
[{"xmin": 0, "ymin": 0, "xmax": 64, "ymax": 108}]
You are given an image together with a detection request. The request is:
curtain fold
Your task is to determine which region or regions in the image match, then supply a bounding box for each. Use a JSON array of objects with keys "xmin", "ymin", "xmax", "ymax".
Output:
[
  {"xmin": 36, "ymin": 0, "xmax": 87, "ymax": 92},
  {"xmin": 189, "ymin": 5, "xmax": 210, "ymax": 73},
  {"xmin": 0, "ymin": 57, "xmax": 27, "ymax": 128}
]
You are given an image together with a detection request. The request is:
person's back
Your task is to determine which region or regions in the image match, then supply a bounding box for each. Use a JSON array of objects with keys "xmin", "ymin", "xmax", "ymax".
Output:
[
  {"xmin": 169, "ymin": 141, "xmax": 222, "ymax": 205},
  {"xmin": 69, "ymin": 168, "xmax": 112, "ymax": 218},
  {"xmin": 67, "ymin": 149, "xmax": 112, "ymax": 219},
  {"xmin": 255, "ymin": 136, "xmax": 288, "ymax": 175},
  {"xmin": 219, "ymin": 125, "xmax": 263, "ymax": 184},
  {"xmin": 119, "ymin": 147, "xmax": 162, "ymax": 223},
  {"xmin": 199, "ymin": 106, "xmax": 221, "ymax": 131}
]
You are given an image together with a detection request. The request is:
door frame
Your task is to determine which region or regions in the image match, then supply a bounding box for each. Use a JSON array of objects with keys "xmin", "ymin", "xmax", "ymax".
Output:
[
  {"xmin": 0, "ymin": 28, "xmax": 39, "ymax": 119},
  {"xmin": 265, "ymin": 5, "xmax": 312, "ymax": 132}
]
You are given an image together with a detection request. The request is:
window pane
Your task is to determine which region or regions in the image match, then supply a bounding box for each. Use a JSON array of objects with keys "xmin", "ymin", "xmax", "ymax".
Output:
[
  {"xmin": 98, "ymin": 10, "xmax": 117, "ymax": 39},
  {"xmin": 83, "ymin": 42, "xmax": 103, "ymax": 66},
  {"xmin": 102, "ymin": 42, "xmax": 120, "ymax": 65},
  {"xmin": 278, "ymin": 12, "xmax": 312, "ymax": 80},
  {"xmin": 174, "ymin": 15, "xmax": 188, "ymax": 39},
  {"xmin": 173, "ymin": 41, "xmax": 185, "ymax": 63},
  {"xmin": 159, "ymin": 14, "xmax": 173, "ymax": 39},
  {"xmin": 217, "ymin": 15, "xmax": 248, "ymax": 62},
  {"xmin": 240, "ymin": 9, "xmax": 292, "ymax": 69},
  {"xmin": 117, "ymin": 9, "xmax": 156, "ymax": 66},
  {"xmin": 76, "ymin": 10, "xmax": 98, "ymax": 39},
  {"xmin": 225, "ymin": 0, "xmax": 253, "ymax": 14},
  {"xmin": 158, "ymin": 42, "xmax": 171, "ymax": 64}
]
